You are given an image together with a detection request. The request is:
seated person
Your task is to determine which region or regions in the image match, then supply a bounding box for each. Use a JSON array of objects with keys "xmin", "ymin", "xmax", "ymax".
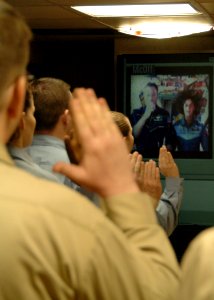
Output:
[
  {"xmin": 111, "ymin": 111, "xmax": 183, "ymax": 236},
  {"xmin": 173, "ymin": 89, "xmax": 208, "ymax": 152},
  {"xmin": 130, "ymin": 82, "xmax": 175, "ymax": 158},
  {"xmin": 7, "ymin": 86, "xmax": 60, "ymax": 182}
]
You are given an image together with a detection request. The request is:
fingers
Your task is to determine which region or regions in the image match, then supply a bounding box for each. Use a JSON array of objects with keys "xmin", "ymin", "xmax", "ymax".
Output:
[
  {"xmin": 53, "ymin": 162, "xmax": 86, "ymax": 186},
  {"xmin": 129, "ymin": 151, "xmax": 139, "ymax": 171},
  {"xmin": 70, "ymin": 89, "xmax": 124, "ymax": 155},
  {"xmin": 142, "ymin": 160, "xmax": 162, "ymax": 208},
  {"xmin": 98, "ymin": 98, "xmax": 121, "ymax": 134},
  {"xmin": 167, "ymin": 150, "xmax": 175, "ymax": 165},
  {"xmin": 134, "ymin": 155, "xmax": 142, "ymax": 174},
  {"xmin": 159, "ymin": 145, "xmax": 168, "ymax": 163},
  {"xmin": 69, "ymin": 91, "xmax": 93, "ymax": 147},
  {"xmin": 144, "ymin": 160, "xmax": 161, "ymax": 190},
  {"xmin": 155, "ymin": 166, "xmax": 160, "ymax": 182},
  {"xmin": 144, "ymin": 160, "xmax": 156, "ymax": 180},
  {"xmin": 139, "ymin": 161, "xmax": 145, "ymax": 180},
  {"xmin": 129, "ymin": 151, "xmax": 142, "ymax": 174},
  {"xmin": 64, "ymin": 87, "xmax": 139, "ymax": 197},
  {"xmin": 71, "ymin": 89, "xmax": 117, "ymax": 137},
  {"xmin": 70, "ymin": 89, "xmax": 102, "ymax": 136},
  {"xmin": 129, "ymin": 152, "xmax": 145, "ymax": 190}
]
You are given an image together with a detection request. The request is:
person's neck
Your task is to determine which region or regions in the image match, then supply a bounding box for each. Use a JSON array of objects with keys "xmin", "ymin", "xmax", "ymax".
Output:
[
  {"xmin": 185, "ymin": 117, "xmax": 193, "ymax": 125},
  {"xmin": 35, "ymin": 129, "xmax": 64, "ymax": 141}
]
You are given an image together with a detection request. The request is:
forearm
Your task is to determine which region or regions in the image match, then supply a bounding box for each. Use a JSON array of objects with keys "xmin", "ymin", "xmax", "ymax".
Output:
[{"xmin": 156, "ymin": 177, "xmax": 184, "ymax": 236}]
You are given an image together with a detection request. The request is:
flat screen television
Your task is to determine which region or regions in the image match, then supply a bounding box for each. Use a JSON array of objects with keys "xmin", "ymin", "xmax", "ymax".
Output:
[{"xmin": 117, "ymin": 53, "xmax": 214, "ymax": 179}]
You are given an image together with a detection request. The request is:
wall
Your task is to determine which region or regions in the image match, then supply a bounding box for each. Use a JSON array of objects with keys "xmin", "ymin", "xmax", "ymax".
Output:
[{"xmin": 29, "ymin": 29, "xmax": 116, "ymax": 109}]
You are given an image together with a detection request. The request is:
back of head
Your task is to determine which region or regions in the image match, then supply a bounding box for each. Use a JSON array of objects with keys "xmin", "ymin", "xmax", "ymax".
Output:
[
  {"xmin": 111, "ymin": 111, "xmax": 130, "ymax": 137},
  {"xmin": 30, "ymin": 77, "xmax": 71, "ymax": 131},
  {"xmin": 0, "ymin": 1, "xmax": 32, "ymax": 104}
]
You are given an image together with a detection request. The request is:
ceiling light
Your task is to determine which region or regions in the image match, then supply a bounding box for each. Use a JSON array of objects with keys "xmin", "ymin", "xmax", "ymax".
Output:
[
  {"xmin": 71, "ymin": 4, "xmax": 200, "ymax": 17},
  {"xmin": 119, "ymin": 23, "xmax": 213, "ymax": 39}
]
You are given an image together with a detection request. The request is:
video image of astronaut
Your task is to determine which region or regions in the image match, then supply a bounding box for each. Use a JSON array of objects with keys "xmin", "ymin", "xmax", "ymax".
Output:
[{"xmin": 130, "ymin": 73, "xmax": 210, "ymax": 158}]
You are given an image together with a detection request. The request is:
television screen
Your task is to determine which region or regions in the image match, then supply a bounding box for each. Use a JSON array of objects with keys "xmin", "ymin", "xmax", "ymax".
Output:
[{"xmin": 117, "ymin": 54, "xmax": 213, "ymax": 161}]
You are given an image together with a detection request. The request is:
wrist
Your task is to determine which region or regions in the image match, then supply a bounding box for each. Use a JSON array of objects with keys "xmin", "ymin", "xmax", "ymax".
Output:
[{"xmin": 100, "ymin": 181, "xmax": 140, "ymax": 199}]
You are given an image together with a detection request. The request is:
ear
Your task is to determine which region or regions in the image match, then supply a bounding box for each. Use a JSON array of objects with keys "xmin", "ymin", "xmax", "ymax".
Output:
[
  {"xmin": 4, "ymin": 75, "xmax": 27, "ymax": 142},
  {"xmin": 123, "ymin": 136, "xmax": 130, "ymax": 150},
  {"xmin": 7, "ymin": 75, "xmax": 27, "ymax": 119},
  {"xmin": 62, "ymin": 109, "xmax": 72, "ymax": 126},
  {"xmin": 61, "ymin": 109, "xmax": 68, "ymax": 125}
]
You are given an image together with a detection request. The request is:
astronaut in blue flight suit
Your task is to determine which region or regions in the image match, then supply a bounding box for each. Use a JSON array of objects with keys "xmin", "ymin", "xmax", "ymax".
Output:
[
  {"xmin": 173, "ymin": 89, "xmax": 208, "ymax": 152},
  {"xmin": 130, "ymin": 82, "xmax": 175, "ymax": 158}
]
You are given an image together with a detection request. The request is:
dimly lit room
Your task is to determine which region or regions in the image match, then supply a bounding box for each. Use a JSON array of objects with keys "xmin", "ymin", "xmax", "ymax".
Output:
[{"xmin": 2, "ymin": 0, "xmax": 214, "ymax": 298}]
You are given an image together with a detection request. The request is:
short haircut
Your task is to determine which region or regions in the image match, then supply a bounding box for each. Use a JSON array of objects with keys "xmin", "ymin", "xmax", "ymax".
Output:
[
  {"xmin": 139, "ymin": 82, "xmax": 158, "ymax": 103},
  {"xmin": 147, "ymin": 82, "xmax": 158, "ymax": 93},
  {"xmin": 0, "ymin": 1, "xmax": 32, "ymax": 104},
  {"xmin": 29, "ymin": 77, "xmax": 71, "ymax": 131},
  {"xmin": 111, "ymin": 111, "xmax": 130, "ymax": 137}
]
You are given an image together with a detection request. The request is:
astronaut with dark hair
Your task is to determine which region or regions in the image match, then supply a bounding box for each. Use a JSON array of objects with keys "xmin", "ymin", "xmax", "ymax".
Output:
[{"xmin": 173, "ymin": 89, "xmax": 208, "ymax": 152}]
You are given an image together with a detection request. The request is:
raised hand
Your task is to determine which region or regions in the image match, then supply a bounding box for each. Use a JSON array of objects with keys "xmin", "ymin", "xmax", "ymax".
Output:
[
  {"xmin": 53, "ymin": 88, "xmax": 139, "ymax": 198},
  {"xmin": 129, "ymin": 152, "xmax": 162, "ymax": 208},
  {"xmin": 143, "ymin": 160, "xmax": 162, "ymax": 208},
  {"xmin": 129, "ymin": 151, "xmax": 144, "ymax": 188},
  {"xmin": 159, "ymin": 145, "xmax": 179, "ymax": 178}
]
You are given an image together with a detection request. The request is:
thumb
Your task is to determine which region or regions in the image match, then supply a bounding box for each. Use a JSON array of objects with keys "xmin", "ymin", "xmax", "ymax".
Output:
[{"xmin": 53, "ymin": 162, "xmax": 86, "ymax": 186}]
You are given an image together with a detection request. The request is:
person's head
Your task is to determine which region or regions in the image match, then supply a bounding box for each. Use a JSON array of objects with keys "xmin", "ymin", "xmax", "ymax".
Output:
[
  {"xmin": 147, "ymin": 82, "xmax": 158, "ymax": 106},
  {"xmin": 139, "ymin": 82, "xmax": 158, "ymax": 108},
  {"xmin": 183, "ymin": 98, "xmax": 195, "ymax": 120},
  {"xmin": 8, "ymin": 86, "xmax": 36, "ymax": 147},
  {"xmin": 0, "ymin": 1, "xmax": 32, "ymax": 143},
  {"xmin": 29, "ymin": 77, "xmax": 72, "ymax": 136},
  {"xmin": 111, "ymin": 111, "xmax": 134, "ymax": 152},
  {"xmin": 175, "ymin": 89, "xmax": 201, "ymax": 122}
]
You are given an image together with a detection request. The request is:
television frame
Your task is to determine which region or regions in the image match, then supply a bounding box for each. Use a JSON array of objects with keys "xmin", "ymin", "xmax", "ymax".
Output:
[{"xmin": 117, "ymin": 53, "xmax": 214, "ymax": 180}]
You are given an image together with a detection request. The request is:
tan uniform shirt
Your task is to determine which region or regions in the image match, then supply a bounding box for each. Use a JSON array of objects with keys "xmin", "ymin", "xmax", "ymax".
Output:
[
  {"xmin": 0, "ymin": 143, "xmax": 180, "ymax": 300},
  {"xmin": 180, "ymin": 227, "xmax": 214, "ymax": 300}
]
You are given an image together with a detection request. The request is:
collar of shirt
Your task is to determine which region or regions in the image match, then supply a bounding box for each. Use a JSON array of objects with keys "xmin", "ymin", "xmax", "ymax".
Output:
[
  {"xmin": 32, "ymin": 134, "xmax": 66, "ymax": 149},
  {"xmin": 7, "ymin": 146, "xmax": 33, "ymax": 163}
]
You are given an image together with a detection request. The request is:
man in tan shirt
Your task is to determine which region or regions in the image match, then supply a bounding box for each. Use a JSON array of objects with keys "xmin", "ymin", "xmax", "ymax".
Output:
[{"xmin": 0, "ymin": 2, "xmax": 180, "ymax": 299}]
